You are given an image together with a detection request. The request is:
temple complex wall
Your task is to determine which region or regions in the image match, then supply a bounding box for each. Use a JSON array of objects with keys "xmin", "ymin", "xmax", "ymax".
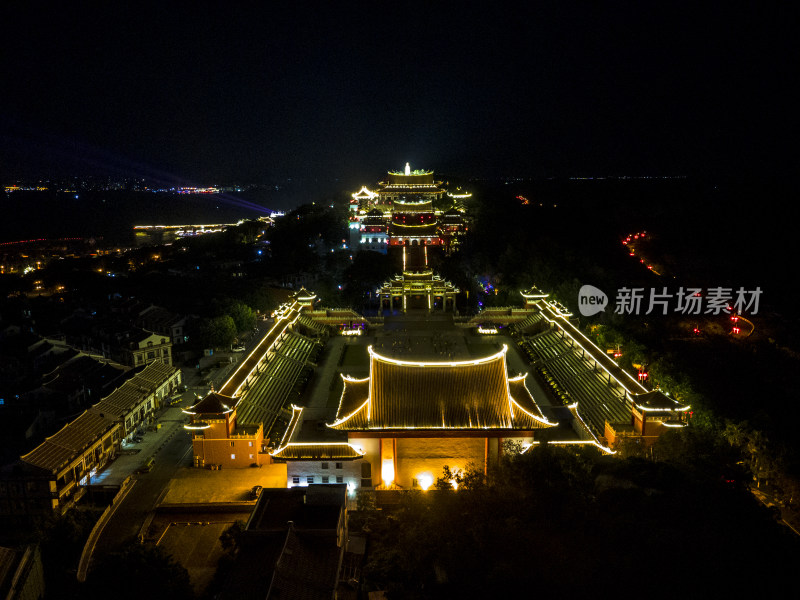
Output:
[
  {"xmin": 191, "ymin": 435, "xmax": 264, "ymax": 469},
  {"xmin": 394, "ymin": 437, "xmax": 485, "ymax": 489}
]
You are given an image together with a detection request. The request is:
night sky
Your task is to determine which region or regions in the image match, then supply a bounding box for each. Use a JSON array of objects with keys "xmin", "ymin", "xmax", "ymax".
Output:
[{"xmin": 1, "ymin": 3, "xmax": 796, "ymax": 184}]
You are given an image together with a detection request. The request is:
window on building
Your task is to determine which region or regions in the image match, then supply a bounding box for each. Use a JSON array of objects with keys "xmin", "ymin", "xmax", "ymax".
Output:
[
  {"xmin": 322, "ymin": 476, "xmax": 329, "ymax": 484},
  {"xmin": 231, "ymin": 454, "xmax": 236, "ymax": 460},
  {"xmin": 249, "ymin": 454, "xmax": 254, "ymax": 460},
  {"xmin": 307, "ymin": 476, "xmax": 314, "ymax": 484},
  {"xmin": 248, "ymin": 441, "xmax": 253, "ymax": 447},
  {"xmin": 230, "ymin": 442, "xmax": 235, "ymax": 447},
  {"xmin": 335, "ymin": 462, "xmax": 343, "ymax": 469},
  {"xmin": 336, "ymin": 476, "xmax": 343, "ymax": 483},
  {"xmin": 292, "ymin": 476, "xmax": 300, "ymax": 484},
  {"xmin": 321, "ymin": 462, "xmax": 329, "ymax": 469}
]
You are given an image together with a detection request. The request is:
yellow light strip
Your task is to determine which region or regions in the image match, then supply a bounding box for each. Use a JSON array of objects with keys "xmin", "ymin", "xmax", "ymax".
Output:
[
  {"xmin": 368, "ymin": 344, "xmax": 508, "ymax": 367},
  {"xmin": 634, "ymin": 404, "xmax": 691, "ymax": 412},
  {"xmin": 566, "ymin": 402, "xmax": 616, "ymax": 453},
  {"xmin": 279, "ymin": 405, "xmax": 304, "ymax": 447},
  {"xmin": 328, "ymin": 397, "xmax": 370, "ymax": 428},
  {"xmin": 508, "ymin": 396, "xmax": 556, "ymax": 426},
  {"xmin": 270, "ymin": 441, "xmax": 366, "ymax": 457},
  {"xmin": 222, "ymin": 305, "xmax": 301, "ymax": 397},
  {"xmin": 510, "ymin": 375, "xmax": 558, "ymax": 426},
  {"xmin": 539, "ymin": 304, "xmax": 647, "ymax": 395},
  {"xmin": 524, "ymin": 439, "xmax": 616, "ymax": 455}
]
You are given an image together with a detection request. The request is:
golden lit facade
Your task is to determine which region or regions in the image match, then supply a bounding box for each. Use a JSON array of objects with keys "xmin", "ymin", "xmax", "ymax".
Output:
[
  {"xmin": 326, "ymin": 345, "xmax": 557, "ymax": 489},
  {"xmin": 377, "ymin": 269, "xmax": 459, "ymax": 312},
  {"xmin": 183, "ymin": 392, "xmax": 265, "ymax": 468},
  {"xmin": 351, "ymin": 163, "xmax": 449, "ymax": 251}
]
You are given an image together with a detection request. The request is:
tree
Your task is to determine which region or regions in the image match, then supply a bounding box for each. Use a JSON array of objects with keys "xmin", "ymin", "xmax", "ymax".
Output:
[
  {"xmin": 84, "ymin": 543, "xmax": 193, "ymax": 600},
  {"xmin": 227, "ymin": 302, "xmax": 257, "ymax": 333},
  {"xmin": 219, "ymin": 519, "xmax": 246, "ymax": 555},
  {"xmin": 198, "ymin": 315, "xmax": 237, "ymax": 348}
]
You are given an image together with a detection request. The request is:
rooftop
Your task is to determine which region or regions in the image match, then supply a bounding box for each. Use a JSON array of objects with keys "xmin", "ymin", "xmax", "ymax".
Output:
[
  {"xmin": 271, "ymin": 442, "xmax": 364, "ymax": 461},
  {"xmin": 247, "ymin": 485, "xmax": 346, "ymax": 532},
  {"xmin": 328, "ymin": 346, "xmax": 556, "ymax": 431},
  {"xmin": 20, "ymin": 410, "xmax": 117, "ymax": 473},
  {"xmin": 184, "ymin": 391, "xmax": 239, "ymax": 416}
]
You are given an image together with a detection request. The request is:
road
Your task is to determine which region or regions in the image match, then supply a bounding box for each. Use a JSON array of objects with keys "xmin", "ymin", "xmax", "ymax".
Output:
[{"xmin": 91, "ymin": 428, "xmax": 193, "ymax": 559}]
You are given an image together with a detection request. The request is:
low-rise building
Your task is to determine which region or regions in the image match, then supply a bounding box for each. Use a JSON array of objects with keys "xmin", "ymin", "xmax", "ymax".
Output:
[
  {"xmin": 0, "ymin": 361, "xmax": 179, "ymax": 524},
  {"xmin": 113, "ymin": 329, "xmax": 173, "ymax": 367},
  {"xmin": 184, "ymin": 392, "xmax": 265, "ymax": 469},
  {"xmin": 219, "ymin": 484, "xmax": 348, "ymax": 600}
]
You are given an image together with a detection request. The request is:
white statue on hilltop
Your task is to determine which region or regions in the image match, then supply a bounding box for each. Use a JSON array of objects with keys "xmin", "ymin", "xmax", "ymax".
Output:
[{"xmin": 405, "ymin": 162, "xmax": 411, "ymax": 176}]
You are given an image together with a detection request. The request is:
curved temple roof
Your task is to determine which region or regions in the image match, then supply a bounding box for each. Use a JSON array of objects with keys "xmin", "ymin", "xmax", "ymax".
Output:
[
  {"xmin": 183, "ymin": 391, "xmax": 239, "ymax": 416},
  {"xmin": 328, "ymin": 346, "xmax": 556, "ymax": 431}
]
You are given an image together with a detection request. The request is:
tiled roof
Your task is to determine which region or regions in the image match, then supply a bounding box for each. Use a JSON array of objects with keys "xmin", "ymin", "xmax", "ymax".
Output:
[
  {"xmin": 185, "ymin": 391, "xmax": 238, "ymax": 415},
  {"xmin": 268, "ymin": 529, "xmax": 342, "ymax": 600},
  {"xmin": 271, "ymin": 443, "xmax": 364, "ymax": 461},
  {"xmin": 328, "ymin": 346, "xmax": 556, "ymax": 431},
  {"xmin": 507, "ymin": 375, "xmax": 554, "ymax": 428},
  {"xmin": 21, "ymin": 411, "xmax": 118, "ymax": 473},
  {"xmin": 91, "ymin": 360, "xmax": 176, "ymax": 419},
  {"xmin": 92, "ymin": 380, "xmax": 147, "ymax": 418},
  {"xmin": 22, "ymin": 360, "xmax": 176, "ymax": 473},
  {"xmin": 335, "ymin": 377, "xmax": 369, "ymax": 422},
  {"xmin": 632, "ymin": 390, "xmax": 689, "ymax": 411},
  {"xmin": 134, "ymin": 360, "xmax": 176, "ymax": 386}
]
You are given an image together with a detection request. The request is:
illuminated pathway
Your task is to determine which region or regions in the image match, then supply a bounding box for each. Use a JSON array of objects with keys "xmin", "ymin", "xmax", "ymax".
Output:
[
  {"xmin": 538, "ymin": 300, "xmax": 649, "ymax": 397},
  {"xmin": 217, "ymin": 299, "xmax": 306, "ymax": 397}
]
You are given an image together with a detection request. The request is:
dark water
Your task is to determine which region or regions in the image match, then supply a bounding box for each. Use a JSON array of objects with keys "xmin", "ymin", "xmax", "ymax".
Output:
[{"xmin": 0, "ymin": 183, "xmax": 330, "ymax": 245}]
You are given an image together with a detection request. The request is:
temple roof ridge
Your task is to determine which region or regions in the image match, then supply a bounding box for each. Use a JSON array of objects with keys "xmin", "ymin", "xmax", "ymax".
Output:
[{"xmin": 328, "ymin": 345, "xmax": 556, "ymax": 431}]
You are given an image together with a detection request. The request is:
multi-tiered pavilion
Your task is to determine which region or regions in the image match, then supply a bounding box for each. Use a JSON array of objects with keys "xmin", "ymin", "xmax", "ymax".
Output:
[{"xmin": 351, "ymin": 163, "xmax": 453, "ymax": 250}]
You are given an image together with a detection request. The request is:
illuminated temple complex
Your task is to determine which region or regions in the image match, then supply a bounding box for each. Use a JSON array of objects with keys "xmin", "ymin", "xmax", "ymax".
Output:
[
  {"xmin": 349, "ymin": 163, "xmax": 465, "ymax": 253},
  {"xmin": 181, "ymin": 276, "xmax": 688, "ymax": 498},
  {"xmin": 271, "ymin": 345, "xmax": 557, "ymax": 491}
]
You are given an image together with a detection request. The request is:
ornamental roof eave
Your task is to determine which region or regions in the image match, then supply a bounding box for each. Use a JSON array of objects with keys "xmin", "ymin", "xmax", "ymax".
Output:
[
  {"xmin": 327, "ymin": 346, "xmax": 555, "ymax": 431},
  {"xmin": 632, "ymin": 390, "xmax": 690, "ymax": 412},
  {"xmin": 270, "ymin": 442, "xmax": 365, "ymax": 461},
  {"xmin": 183, "ymin": 391, "xmax": 239, "ymax": 416},
  {"xmin": 520, "ymin": 286, "xmax": 548, "ymax": 299}
]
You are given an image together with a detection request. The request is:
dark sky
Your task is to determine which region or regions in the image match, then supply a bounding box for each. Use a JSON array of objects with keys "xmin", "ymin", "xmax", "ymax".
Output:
[{"xmin": 1, "ymin": 3, "xmax": 796, "ymax": 183}]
